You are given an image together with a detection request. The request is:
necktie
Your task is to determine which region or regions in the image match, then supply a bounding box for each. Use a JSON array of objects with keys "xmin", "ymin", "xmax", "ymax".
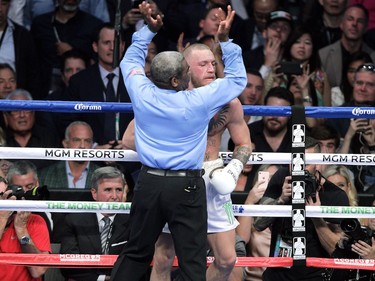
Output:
[
  {"xmin": 104, "ymin": 73, "xmax": 116, "ymax": 141},
  {"xmin": 101, "ymin": 216, "xmax": 111, "ymax": 254},
  {"xmin": 106, "ymin": 73, "xmax": 116, "ymax": 102}
]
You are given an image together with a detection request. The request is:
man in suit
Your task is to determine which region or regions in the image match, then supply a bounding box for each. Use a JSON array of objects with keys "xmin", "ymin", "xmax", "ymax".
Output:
[
  {"xmin": 31, "ymin": 0, "xmax": 103, "ymax": 98},
  {"xmin": 319, "ymin": 4, "xmax": 375, "ymax": 88},
  {"xmin": 60, "ymin": 166, "xmax": 130, "ymax": 281},
  {"xmin": 39, "ymin": 121, "xmax": 100, "ymax": 190},
  {"xmin": 66, "ymin": 22, "xmax": 134, "ymax": 147}
]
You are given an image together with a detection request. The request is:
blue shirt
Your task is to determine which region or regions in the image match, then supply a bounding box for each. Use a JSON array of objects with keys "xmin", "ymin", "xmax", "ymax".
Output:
[{"xmin": 120, "ymin": 26, "xmax": 246, "ymax": 170}]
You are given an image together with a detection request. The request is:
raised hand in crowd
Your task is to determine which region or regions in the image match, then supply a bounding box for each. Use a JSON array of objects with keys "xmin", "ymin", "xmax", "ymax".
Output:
[
  {"xmin": 340, "ymin": 118, "xmax": 372, "ymax": 153},
  {"xmin": 245, "ymin": 179, "xmax": 268, "ymax": 205},
  {"xmin": 176, "ymin": 32, "xmax": 190, "ymax": 53},
  {"xmin": 264, "ymin": 37, "xmax": 282, "ymax": 69},
  {"xmin": 292, "ymin": 64, "xmax": 314, "ymax": 103},
  {"xmin": 122, "ymin": 7, "xmax": 143, "ymax": 28}
]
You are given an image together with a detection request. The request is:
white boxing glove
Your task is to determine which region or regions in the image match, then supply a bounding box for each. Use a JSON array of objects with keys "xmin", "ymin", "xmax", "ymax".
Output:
[{"xmin": 209, "ymin": 159, "xmax": 243, "ymax": 195}]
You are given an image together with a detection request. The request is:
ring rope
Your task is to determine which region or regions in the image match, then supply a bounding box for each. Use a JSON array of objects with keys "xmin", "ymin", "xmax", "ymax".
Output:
[
  {"xmin": 0, "ymin": 254, "xmax": 374, "ymax": 271},
  {"xmin": 0, "ymin": 100, "xmax": 374, "ymax": 118},
  {"xmin": 1, "ymin": 201, "xmax": 375, "ymax": 219},
  {"xmin": 0, "ymin": 147, "xmax": 373, "ymax": 166}
]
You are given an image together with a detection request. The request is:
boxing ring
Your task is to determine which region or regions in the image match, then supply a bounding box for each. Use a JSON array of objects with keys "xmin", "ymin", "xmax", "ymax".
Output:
[{"xmin": 0, "ymin": 100, "xmax": 375, "ymax": 272}]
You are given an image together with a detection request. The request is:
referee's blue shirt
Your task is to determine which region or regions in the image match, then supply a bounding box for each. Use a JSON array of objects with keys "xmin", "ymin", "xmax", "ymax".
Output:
[{"xmin": 120, "ymin": 26, "xmax": 246, "ymax": 170}]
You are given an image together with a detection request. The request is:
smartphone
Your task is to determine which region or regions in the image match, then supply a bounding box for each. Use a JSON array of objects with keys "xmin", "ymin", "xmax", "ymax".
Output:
[
  {"xmin": 258, "ymin": 171, "xmax": 270, "ymax": 189},
  {"xmin": 353, "ymin": 118, "xmax": 370, "ymax": 132},
  {"xmin": 278, "ymin": 61, "xmax": 303, "ymax": 75}
]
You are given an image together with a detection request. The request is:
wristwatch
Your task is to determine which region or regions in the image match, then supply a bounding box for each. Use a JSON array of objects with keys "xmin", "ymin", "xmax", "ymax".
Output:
[{"xmin": 19, "ymin": 235, "xmax": 31, "ymax": 245}]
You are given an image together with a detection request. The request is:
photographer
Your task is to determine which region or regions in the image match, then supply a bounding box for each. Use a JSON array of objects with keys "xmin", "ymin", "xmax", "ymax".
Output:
[
  {"xmin": 0, "ymin": 176, "xmax": 51, "ymax": 281},
  {"xmin": 6, "ymin": 160, "xmax": 52, "ymax": 236},
  {"xmin": 254, "ymin": 137, "xmax": 349, "ymax": 281}
]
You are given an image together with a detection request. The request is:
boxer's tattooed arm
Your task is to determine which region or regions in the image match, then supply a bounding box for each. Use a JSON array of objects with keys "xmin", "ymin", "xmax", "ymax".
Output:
[
  {"xmin": 232, "ymin": 146, "xmax": 251, "ymax": 166},
  {"xmin": 208, "ymin": 105, "xmax": 229, "ymax": 134}
]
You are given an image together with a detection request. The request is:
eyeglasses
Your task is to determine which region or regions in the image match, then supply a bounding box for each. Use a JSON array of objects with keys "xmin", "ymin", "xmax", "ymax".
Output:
[{"xmin": 356, "ymin": 64, "xmax": 375, "ymax": 73}]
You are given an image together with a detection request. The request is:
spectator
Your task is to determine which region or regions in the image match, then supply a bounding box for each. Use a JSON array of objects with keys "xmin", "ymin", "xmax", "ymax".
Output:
[
  {"xmin": 44, "ymin": 49, "xmax": 90, "ymax": 142},
  {"xmin": 310, "ymin": 124, "xmax": 341, "ymax": 154},
  {"xmin": 31, "ymin": 0, "xmax": 103, "ymax": 98},
  {"xmin": 323, "ymin": 165, "xmax": 358, "ymax": 206},
  {"xmin": 110, "ymin": 4, "xmax": 246, "ymax": 281},
  {"xmin": 66, "ymin": 22, "xmax": 133, "ymax": 146},
  {"xmin": 0, "ymin": 176, "xmax": 51, "ymax": 281},
  {"xmin": 244, "ymin": 10, "xmax": 292, "ymax": 78},
  {"xmin": 2, "ymin": 89, "xmax": 59, "ymax": 169},
  {"xmin": 304, "ymin": 0, "xmax": 348, "ymax": 50},
  {"xmin": 0, "ymin": 0, "xmax": 40, "ymax": 99},
  {"xmin": 248, "ymin": 0, "xmax": 279, "ymax": 50},
  {"xmin": 328, "ymin": 63, "xmax": 375, "ymax": 193},
  {"xmin": 0, "ymin": 63, "xmax": 17, "ymax": 99},
  {"xmin": 239, "ymin": 69, "xmax": 264, "ymax": 121},
  {"xmin": 0, "ymin": 158, "xmax": 12, "ymax": 177},
  {"xmin": 329, "ymin": 63, "xmax": 375, "ymax": 139},
  {"xmin": 319, "ymin": 4, "xmax": 375, "ymax": 88},
  {"xmin": 249, "ymin": 87, "xmax": 294, "ymax": 153},
  {"xmin": 240, "ymin": 87, "xmax": 294, "ymax": 186},
  {"xmin": 47, "ymin": 49, "xmax": 90, "ymax": 101},
  {"xmin": 331, "ymin": 50, "xmax": 373, "ymax": 106},
  {"xmin": 6, "ymin": 160, "xmax": 52, "ymax": 237},
  {"xmin": 39, "ymin": 121, "xmax": 100, "ymax": 190},
  {"xmin": 236, "ymin": 164, "xmax": 280, "ymax": 281},
  {"xmin": 286, "ymin": 25, "xmax": 331, "ymax": 106},
  {"xmin": 60, "ymin": 166, "xmax": 135, "ymax": 281},
  {"xmin": 254, "ymin": 136, "xmax": 349, "ymax": 280}
]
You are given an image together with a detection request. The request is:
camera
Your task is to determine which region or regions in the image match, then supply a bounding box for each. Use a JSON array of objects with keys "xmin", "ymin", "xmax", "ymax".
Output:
[
  {"xmin": 340, "ymin": 218, "xmax": 375, "ymax": 250},
  {"xmin": 304, "ymin": 170, "xmax": 318, "ymax": 201},
  {"xmin": 1, "ymin": 185, "xmax": 49, "ymax": 200}
]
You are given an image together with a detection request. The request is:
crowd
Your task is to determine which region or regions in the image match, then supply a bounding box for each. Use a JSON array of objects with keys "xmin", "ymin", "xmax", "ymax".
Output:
[{"xmin": 0, "ymin": 0, "xmax": 375, "ymax": 280}]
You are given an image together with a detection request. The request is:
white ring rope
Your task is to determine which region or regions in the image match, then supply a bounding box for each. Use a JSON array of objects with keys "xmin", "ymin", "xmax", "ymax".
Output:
[
  {"xmin": 0, "ymin": 147, "xmax": 374, "ymax": 165},
  {"xmin": 1, "ymin": 201, "xmax": 375, "ymax": 219}
]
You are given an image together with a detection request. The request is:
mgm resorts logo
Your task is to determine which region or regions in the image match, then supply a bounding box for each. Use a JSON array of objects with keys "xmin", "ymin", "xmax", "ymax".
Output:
[
  {"xmin": 352, "ymin": 107, "xmax": 375, "ymax": 117},
  {"xmin": 74, "ymin": 103, "xmax": 102, "ymax": 111}
]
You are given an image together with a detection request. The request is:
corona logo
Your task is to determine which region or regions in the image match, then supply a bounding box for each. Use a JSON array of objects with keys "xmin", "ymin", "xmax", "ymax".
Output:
[
  {"xmin": 352, "ymin": 107, "xmax": 375, "ymax": 116},
  {"xmin": 74, "ymin": 103, "xmax": 102, "ymax": 111}
]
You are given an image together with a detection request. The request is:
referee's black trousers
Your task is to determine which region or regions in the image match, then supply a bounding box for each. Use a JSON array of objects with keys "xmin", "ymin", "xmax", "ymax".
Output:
[{"xmin": 110, "ymin": 168, "xmax": 208, "ymax": 281}]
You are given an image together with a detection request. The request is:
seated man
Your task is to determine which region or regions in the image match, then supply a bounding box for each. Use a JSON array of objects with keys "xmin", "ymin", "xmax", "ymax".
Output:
[
  {"xmin": 60, "ymin": 166, "xmax": 134, "ymax": 281},
  {"xmin": 6, "ymin": 160, "xmax": 52, "ymax": 236},
  {"xmin": 39, "ymin": 121, "xmax": 100, "ymax": 190},
  {"xmin": 0, "ymin": 176, "xmax": 51, "ymax": 281}
]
